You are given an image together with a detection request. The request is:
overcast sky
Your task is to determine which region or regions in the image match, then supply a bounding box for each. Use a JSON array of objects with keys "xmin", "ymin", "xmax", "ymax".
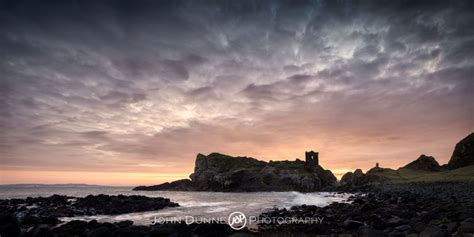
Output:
[{"xmin": 1, "ymin": 0, "xmax": 473, "ymax": 185}]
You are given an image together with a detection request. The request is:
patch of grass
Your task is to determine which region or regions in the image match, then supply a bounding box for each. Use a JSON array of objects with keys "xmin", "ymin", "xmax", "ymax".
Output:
[
  {"xmin": 268, "ymin": 160, "xmax": 315, "ymax": 176},
  {"xmin": 373, "ymin": 166, "xmax": 474, "ymax": 183}
]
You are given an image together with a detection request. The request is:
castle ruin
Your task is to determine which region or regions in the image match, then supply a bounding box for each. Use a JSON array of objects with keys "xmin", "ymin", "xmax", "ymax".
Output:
[{"xmin": 305, "ymin": 150, "xmax": 319, "ymax": 166}]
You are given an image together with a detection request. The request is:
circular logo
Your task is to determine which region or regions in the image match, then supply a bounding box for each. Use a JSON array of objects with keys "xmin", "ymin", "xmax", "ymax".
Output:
[{"xmin": 228, "ymin": 211, "xmax": 247, "ymax": 230}]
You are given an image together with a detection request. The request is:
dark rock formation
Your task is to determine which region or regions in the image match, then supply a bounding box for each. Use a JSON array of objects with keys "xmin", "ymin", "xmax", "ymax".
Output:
[
  {"xmin": 20, "ymin": 220, "xmax": 253, "ymax": 237},
  {"xmin": 0, "ymin": 194, "xmax": 178, "ymax": 228},
  {"xmin": 448, "ymin": 133, "xmax": 474, "ymax": 169},
  {"xmin": 135, "ymin": 152, "xmax": 337, "ymax": 192},
  {"xmin": 259, "ymin": 182, "xmax": 474, "ymax": 236},
  {"xmin": 340, "ymin": 169, "xmax": 388, "ymax": 187},
  {"xmin": 74, "ymin": 195, "xmax": 179, "ymax": 215},
  {"xmin": 0, "ymin": 213, "xmax": 21, "ymax": 237},
  {"xmin": 133, "ymin": 179, "xmax": 193, "ymax": 191},
  {"xmin": 401, "ymin": 154, "xmax": 441, "ymax": 171}
]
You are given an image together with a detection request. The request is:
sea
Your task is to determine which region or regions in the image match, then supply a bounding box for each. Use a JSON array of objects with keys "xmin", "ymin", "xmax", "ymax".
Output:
[{"xmin": 0, "ymin": 184, "xmax": 351, "ymax": 227}]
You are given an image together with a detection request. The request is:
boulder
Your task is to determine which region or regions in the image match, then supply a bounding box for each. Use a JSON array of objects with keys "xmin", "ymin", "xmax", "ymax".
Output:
[
  {"xmin": 0, "ymin": 213, "xmax": 21, "ymax": 237},
  {"xmin": 419, "ymin": 226, "xmax": 449, "ymax": 237},
  {"xmin": 359, "ymin": 227, "xmax": 388, "ymax": 237},
  {"xmin": 448, "ymin": 133, "xmax": 474, "ymax": 169}
]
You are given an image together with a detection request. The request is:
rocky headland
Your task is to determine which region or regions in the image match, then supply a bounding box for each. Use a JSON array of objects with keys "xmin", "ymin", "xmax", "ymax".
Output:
[
  {"xmin": 134, "ymin": 151, "xmax": 338, "ymax": 192},
  {"xmin": 340, "ymin": 133, "xmax": 474, "ymax": 188}
]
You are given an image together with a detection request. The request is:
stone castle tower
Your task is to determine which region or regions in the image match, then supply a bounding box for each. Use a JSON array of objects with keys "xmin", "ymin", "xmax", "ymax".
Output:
[{"xmin": 305, "ymin": 150, "xmax": 319, "ymax": 166}]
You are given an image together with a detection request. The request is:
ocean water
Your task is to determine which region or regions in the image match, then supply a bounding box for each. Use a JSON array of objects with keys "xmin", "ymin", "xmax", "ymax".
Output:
[{"xmin": 0, "ymin": 185, "xmax": 351, "ymax": 226}]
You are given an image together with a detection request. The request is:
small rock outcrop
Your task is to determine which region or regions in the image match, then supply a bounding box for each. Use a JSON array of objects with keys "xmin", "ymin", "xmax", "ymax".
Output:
[
  {"xmin": 448, "ymin": 133, "xmax": 474, "ymax": 169},
  {"xmin": 367, "ymin": 163, "xmax": 388, "ymax": 173},
  {"xmin": 134, "ymin": 152, "xmax": 337, "ymax": 192},
  {"xmin": 134, "ymin": 179, "xmax": 193, "ymax": 191},
  {"xmin": 401, "ymin": 154, "xmax": 441, "ymax": 171},
  {"xmin": 340, "ymin": 169, "xmax": 388, "ymax": 187}
]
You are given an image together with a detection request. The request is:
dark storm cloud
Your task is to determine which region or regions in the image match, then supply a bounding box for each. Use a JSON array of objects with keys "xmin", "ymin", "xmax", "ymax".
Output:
[{"xmin": 1, "ymin": 0, "xmax": 473, "ymax": 176}]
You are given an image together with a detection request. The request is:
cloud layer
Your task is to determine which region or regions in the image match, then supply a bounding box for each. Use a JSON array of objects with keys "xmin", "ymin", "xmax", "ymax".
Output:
[{"xmin": 1, "ymin": 0, "xmax": 473, "ymax": 184}]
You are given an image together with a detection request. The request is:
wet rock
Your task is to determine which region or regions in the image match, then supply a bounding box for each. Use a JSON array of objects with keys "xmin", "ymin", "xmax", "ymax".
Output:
[
  {"xmin": 88, "ymin": 227, "xmax": 113, "ymax": 237},
  {"xmin": 444, "ymin": 222, "xmax": 458, "ymax": 233},
  {"xmin": 116, "ymin": 220, "xmax": 134, "ymax": 228},
  {"xmin": 26, "ymin": 225, "xmax": 54, "ymax": 237},
  {"xmin": 0, "ymin": 194, "xmax": 179, "ymax": 225},
  {"xmin": 52, "ymin": 220, "xmax": 90, "ymax": 236},
  {"xmin": 74, "ymin": 195, "xmax": 179, "ymax": 215},
  {"xmin": 457, "ymin": 218, "xmax": 474, "ymax": 234},
  {"xmin": 229, "ymin": 233, "xmax": 256, "ymax": 237},
  {"xmin": 150, "ymin": 223, "xmax": 191, "ymax": 237},
  {"xmin": 394, "ymin": 224, "xmax": 411, "ymax": 231},
  {"xmin": 344, "ymin": 219, "xmax": 364, "ymax": 230},
  {"xmin": 0, "ymin": 213, "xmax": 21, "ymax": 237},
  {"xmin": 113, "ymin": 225, "xmax": 149, "ymax": 237},
  {"xmin": 419, "ymin": 226, "xmax": 449, "ymax": 237},
  {"xmin": 386, "ymin": 216, "xmax": 402, "ymax": 226},
  {"xmin": 258, "ymin": 182, "xmax": 474, "ymax": 236},
  {"xmin": 358, "ymin": 227, "xmax": 388, "ymax": 237}
]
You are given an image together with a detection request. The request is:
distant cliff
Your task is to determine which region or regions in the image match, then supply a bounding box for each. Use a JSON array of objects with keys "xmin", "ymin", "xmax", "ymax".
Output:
[
  {"xmin": 401, "ymin": 154, "xmax": 441, "ymax": 171},
  {"xmin": 448, "ymin": 133, "xmax": 474, "ymax": 169},
  {"xmin": 134, "ymin": 152, "xmax": 337, "ymax": 192}
]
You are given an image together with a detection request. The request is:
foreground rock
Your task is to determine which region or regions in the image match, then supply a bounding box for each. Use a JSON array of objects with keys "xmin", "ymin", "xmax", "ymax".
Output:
[
  {"xmin": 51, "ymin": 220, "xmax": 253, "ymax": 237},
  {"xmin": 0, "ymin": 195, "xmax": 178, "ymax": 228},
  {"xmin": 134, "ymin": 151, "xmax": 337, "ymax": 192},
  {"xmin": 258, "ymin": 182, "xmax": 474, "ymax": 236},
  {"xmin": 2, "ymin": 183, "xmax": 473, "ymax": 236},
  {"xmin": 448, "ymin": 133, "xmax": 474, "ymax": 169},
  {"xmin": 3, "ymin": 219, "xmax": 254, "ymax": 237}
]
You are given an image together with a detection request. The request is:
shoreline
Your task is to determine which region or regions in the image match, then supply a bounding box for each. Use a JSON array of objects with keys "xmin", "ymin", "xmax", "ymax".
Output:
[{"xmin": 1, "ymin": 182, "xmax": 473, "ymax": 236}]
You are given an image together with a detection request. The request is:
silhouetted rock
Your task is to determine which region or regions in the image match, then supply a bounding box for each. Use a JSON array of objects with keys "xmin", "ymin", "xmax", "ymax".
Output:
[
  {"xmin": 135, "ymin": 152, "xmax": 337, "ymax": 192},
  {"xmin": 401, "ymin": 154, "xmax": 441, "ymax": 171},
  {"xmin": 340, "ymin": 169, "xmax": 388, "ymax": 187},
  {"xmin": 74, "ymin": 195, "xmax": 179, "ymax": 215},
  {"xmin": 0, "ymin": 213, "xmax": 21, "ymax": 237},
  {"xmin": 133, "ymin": 179, "xmax": 193, "ymax": 191},
  {"xmin": 448, "ymin": 133, "xmax": 474, "ymax": 169}
]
